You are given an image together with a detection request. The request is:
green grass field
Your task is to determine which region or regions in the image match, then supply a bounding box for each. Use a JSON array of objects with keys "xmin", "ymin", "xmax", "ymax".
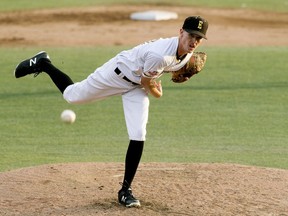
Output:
[
  {"xmin": 0, "ymin": 0, "xmax": 287, "ymax": 172},
  {"xmin": 1, "ymin": 46, "xmax": 288, "ymax": 172},
  {"xmin": 0, "ymin": 0, "xmax": 287, "ymax": 12}
]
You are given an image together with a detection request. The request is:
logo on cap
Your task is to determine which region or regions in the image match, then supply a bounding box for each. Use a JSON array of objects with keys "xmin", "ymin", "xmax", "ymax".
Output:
[
  {"xmin": 182, "ymin": 16, "xmax": 209, "ymax": 39},
  {"xmin": 198, "ymin": 21, "xmax": 203, "ymax": 30}
]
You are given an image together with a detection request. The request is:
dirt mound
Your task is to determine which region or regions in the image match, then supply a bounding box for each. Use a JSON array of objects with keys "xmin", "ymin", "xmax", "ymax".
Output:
[{"xmin": 1, "ymin": 163, "xmax": 288, "ymax": 215}]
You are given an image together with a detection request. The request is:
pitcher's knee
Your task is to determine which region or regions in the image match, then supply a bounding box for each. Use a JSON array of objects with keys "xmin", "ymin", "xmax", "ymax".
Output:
[
  {"xmin": 63, "ymin": 86, "xmax": 82, "ymax": 104},
  {"xmin": 128, "ymin": 129, "xmax": 146, "ymax": 141},
  {"xmin": 63, "ymin": 83, "xmax": 93, "ymax": 104}
]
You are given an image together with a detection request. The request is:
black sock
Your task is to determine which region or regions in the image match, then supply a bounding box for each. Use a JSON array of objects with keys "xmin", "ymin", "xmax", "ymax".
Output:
[
  {"xmin": 121, "ymin": 140, "xmax": 144, "ymax": 191},
  {"xmin": 41, "ymin": 60, "xmax": 74, "ymax": 94}
]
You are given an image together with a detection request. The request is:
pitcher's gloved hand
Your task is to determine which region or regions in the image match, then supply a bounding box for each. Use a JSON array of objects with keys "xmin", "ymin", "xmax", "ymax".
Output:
[{"xmin": 171, "ymin": 52, "xmax": 207, "ymax": 83}]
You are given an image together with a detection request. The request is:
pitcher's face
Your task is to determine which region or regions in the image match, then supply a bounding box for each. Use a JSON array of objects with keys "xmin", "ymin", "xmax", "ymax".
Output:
[{"xmin": 178, "ymin": 29, "xmax": 203, "ymax": 54}]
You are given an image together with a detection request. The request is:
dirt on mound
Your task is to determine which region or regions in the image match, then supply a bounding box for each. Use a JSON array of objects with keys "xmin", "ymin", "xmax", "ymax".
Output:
[{"xmin": 1, "ymin": 162, "xmax": 288, "ymax": 216}]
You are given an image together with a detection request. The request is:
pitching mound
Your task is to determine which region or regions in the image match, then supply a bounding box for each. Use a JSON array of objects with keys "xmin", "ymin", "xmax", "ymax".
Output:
[{"xmin": 1, "ymin": 162, "xmax": 288, "ymax": 215}]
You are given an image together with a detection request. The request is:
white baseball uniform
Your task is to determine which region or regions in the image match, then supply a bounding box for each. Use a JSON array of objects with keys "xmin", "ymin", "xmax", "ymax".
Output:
[{"xmin": 63, "ymin": 37, "xmax": 193, "ymax": 141}]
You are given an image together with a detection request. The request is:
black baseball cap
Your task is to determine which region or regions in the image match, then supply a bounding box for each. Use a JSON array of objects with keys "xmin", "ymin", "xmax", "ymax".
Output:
[{"xmin": 182, "ymin": 16, "xmax": 208, "ymax": 39}]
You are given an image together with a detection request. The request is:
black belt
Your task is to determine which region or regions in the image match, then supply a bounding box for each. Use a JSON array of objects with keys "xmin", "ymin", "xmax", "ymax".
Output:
[{"xmin": 114, "ymin": 67, "xmax": 139, "ymax": 85}]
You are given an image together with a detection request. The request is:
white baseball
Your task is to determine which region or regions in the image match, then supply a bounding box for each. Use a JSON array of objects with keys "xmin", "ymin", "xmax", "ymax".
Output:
[{"xmin": 61, "ymin": 109, "xmax": 76, "ymax": 124}]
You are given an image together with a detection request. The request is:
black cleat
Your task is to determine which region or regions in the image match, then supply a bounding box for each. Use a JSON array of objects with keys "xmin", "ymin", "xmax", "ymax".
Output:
[
  {"xmin": 14, "ymin": 51, "xmax": 51, "ymax": 78},
  {"xmin": 118, "ymin": 188, "xmax": 141, "ymax": 208}
]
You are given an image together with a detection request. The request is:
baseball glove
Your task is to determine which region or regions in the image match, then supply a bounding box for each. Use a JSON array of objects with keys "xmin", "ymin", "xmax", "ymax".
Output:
[{"xmin": 171, "ymin": 52, "xmax": 207, "ymax": 83}]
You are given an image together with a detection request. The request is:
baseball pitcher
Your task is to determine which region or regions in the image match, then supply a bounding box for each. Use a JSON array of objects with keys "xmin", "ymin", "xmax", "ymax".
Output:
[{"xmin": 14, "ymin": 16, "xmax": 208, "ymax": 208}]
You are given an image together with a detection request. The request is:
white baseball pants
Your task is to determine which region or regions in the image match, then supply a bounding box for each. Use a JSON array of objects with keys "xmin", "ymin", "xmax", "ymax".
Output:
[{"xmin": 63, "ymin": 57, "xmax": 149, "ymax": 141}]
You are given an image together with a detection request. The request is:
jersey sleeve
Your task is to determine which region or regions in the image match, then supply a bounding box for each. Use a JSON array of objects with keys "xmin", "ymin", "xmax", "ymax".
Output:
[
  {"xmin": 164, "ymin": 52, "xmax": 193, "ymax": 72},
  {"xmin": 142, "ymin": 52, "xmax": 166, "ymax": 78}
]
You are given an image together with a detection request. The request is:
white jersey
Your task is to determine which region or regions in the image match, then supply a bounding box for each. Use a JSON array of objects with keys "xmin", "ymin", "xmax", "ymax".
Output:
[{"xmin": 117, "ymin": 37, "xmax": 192, "ymax": 81}]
